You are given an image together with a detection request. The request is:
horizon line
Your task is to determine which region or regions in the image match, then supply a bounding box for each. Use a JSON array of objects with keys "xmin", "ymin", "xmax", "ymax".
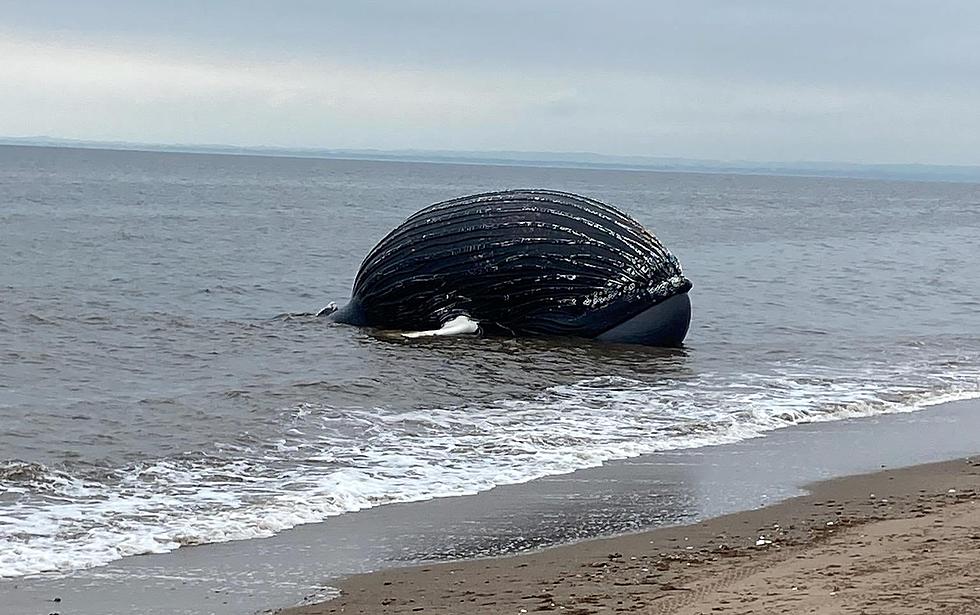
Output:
[{"xmin": 3, "ymin": 135, "xmax": 979, "ymax": 183}]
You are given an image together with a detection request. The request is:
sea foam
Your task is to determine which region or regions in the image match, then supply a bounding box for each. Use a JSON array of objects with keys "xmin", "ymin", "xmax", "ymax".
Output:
[{"xmin": 2, "ymin": 360, "xmax": 979, "ymax": 579}]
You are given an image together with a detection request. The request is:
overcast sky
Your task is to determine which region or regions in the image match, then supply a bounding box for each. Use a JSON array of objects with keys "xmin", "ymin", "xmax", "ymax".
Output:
[{"xmin": 3, "ymin": 1, "xmax": 980, "ymax": 164}]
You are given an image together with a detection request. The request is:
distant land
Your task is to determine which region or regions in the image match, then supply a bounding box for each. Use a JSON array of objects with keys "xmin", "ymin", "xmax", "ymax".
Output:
[{"xmin": 3, "ymin": 135, "xmax": 979, "ymax": 183}]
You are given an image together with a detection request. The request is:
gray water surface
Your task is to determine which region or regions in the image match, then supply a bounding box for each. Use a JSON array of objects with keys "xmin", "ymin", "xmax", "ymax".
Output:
[{"xmin": 1, "ymin": 145, "xmax": 979, "ymax": 584}]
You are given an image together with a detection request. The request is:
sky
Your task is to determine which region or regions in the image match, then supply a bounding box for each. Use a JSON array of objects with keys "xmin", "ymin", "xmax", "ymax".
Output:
[{"xmin": 2, "ymin": 1, "xmax": 980, "ymax": 164}]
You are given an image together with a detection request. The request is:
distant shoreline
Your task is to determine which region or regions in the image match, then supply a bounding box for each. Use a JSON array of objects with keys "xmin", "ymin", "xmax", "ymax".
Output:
[{"xmin": 3, "ymin": 139, "xmax": 979, "ymax": 184}]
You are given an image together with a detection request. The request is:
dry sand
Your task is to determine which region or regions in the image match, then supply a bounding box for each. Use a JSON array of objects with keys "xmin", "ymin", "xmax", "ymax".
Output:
[{"xmin": 281, "ymin": 456, "xmax": 980, "ymax": 615}]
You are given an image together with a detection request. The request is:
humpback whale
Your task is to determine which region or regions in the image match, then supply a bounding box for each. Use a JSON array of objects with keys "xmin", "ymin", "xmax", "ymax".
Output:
[{"xmin": 329, "ymin": 189, "xmax": 692, "ymax": 347}]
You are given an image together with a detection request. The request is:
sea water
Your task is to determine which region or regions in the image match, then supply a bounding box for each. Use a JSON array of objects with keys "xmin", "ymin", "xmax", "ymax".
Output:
[{"xmin": 1, "ymin": 145, "xmax": 979, "ymax": 578}]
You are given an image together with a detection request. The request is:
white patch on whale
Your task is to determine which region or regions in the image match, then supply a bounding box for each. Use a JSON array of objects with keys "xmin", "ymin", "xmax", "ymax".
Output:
[{"xmin": 402, "ymin": 315, "xmax": 479, "ymax": 338}]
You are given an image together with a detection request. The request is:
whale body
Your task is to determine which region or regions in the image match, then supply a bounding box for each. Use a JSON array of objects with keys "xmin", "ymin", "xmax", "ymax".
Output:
[{"xmin": 331, "ymin": 189, "xmax": 692, "ymax": 347}]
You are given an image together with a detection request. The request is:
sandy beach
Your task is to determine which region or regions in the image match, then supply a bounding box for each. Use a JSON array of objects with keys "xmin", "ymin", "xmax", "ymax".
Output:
[{"xmin": 283, "ymin": 456, "xmax": 980, "ymax": 615}]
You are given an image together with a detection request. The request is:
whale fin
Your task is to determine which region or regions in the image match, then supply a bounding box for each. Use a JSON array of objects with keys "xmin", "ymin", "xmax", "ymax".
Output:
[{"xmin": 402, "ymin": 315, "xmax": 479, "ymax": 338}]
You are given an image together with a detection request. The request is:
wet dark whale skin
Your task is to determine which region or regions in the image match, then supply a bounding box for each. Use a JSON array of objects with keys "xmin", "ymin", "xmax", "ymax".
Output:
[{"xmin": 332, "ymin": 189, "xmax": 692, "ymax": 346}]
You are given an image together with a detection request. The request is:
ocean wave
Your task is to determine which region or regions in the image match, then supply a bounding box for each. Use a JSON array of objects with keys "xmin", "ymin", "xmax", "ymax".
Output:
[{"xmin": 2, "ymin": 360, "xmax": 979, "ymax": 578}]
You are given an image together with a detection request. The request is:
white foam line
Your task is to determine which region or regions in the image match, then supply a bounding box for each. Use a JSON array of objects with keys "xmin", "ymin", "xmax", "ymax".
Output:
[{"xmin": 2, "ymin": 362, "xmax": 979, "ymax": 579}]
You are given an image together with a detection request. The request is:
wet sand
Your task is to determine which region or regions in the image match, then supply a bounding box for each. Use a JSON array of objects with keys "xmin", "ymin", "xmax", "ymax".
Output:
[{"xmin": 283, "ymin": 456, "xmax": 980, "ymax": 615}]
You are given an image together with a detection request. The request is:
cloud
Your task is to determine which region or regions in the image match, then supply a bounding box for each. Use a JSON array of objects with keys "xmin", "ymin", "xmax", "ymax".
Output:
[
  {"xmin": 0, "ymin": 35, "xmax": 556, "ymax": 146},
  {"xmin": 1, "ymin": 1, "xmax": 980, "ymax": 164}
]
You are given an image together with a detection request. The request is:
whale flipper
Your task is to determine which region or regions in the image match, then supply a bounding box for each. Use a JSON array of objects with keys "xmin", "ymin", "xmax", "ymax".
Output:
[{"xmin": 402, "ymin": 315, "xmax": 480, "ymax": 338}]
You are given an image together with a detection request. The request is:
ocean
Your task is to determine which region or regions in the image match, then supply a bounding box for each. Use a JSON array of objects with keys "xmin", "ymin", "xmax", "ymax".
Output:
[{"xmin": 1, "ymin": 144, "xmax": 979, "ymax": 580}]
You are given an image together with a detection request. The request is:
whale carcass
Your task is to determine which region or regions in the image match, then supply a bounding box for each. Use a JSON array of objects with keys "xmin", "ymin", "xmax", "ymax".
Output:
[{"xmin": 329, "ymin": 189, "xmax": 692, "ymax": 346}]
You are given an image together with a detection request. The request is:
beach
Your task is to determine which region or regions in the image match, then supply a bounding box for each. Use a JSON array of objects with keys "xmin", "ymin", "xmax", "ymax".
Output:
[
  {"xmin": 284, "ymin": 456, "xmax": 980, "ymax": 615},
  {"xmin": 271, "ymin": 398, "xmax": 980, "ymax": 615},
  {"xmin": 4, "ymin": 0, "xmax": 980, "ymax": 611},
  {"xmin": 5, "ymin": 4, "xmax": 980, "ymax": 614},
  {"xmin": 5, "ymin": 398, "xmax": 980, "ymax": 615}
]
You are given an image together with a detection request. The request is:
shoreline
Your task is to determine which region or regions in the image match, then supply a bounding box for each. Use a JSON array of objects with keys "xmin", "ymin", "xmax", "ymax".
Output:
[
  {"xmin": 5, "ymin": 398, "xmax": 980, "ymax": 615},
  {"xmin": 282, "ymin": 455, "xmax": 980, "ymax": 614}
]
